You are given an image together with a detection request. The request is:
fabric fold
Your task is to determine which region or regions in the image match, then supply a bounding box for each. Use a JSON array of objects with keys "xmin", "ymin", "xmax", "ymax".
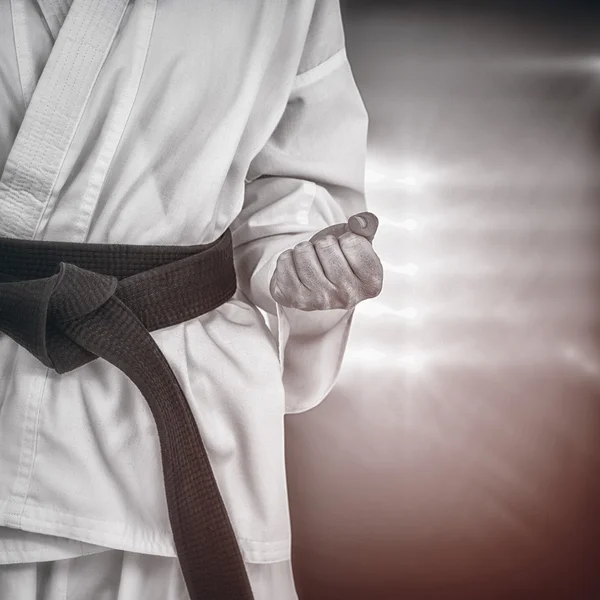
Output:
[{"xmin": 0, "ymin": 229, "xmax": 254, "ymax": 600}]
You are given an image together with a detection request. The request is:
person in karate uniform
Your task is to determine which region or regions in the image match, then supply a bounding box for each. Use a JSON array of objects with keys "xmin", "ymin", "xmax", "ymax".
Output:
[{"xmin": 0, "ymin": 0, "xmax": 382, "ymax": 598}]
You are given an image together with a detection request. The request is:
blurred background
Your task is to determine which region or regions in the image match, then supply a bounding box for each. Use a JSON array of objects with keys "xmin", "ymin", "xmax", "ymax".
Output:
[{"xmin": 286, "ymin": 2, "xmax": 600, "ymax": 598}]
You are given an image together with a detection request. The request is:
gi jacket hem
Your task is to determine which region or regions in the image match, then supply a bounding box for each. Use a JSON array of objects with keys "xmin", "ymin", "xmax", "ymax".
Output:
[{"xmin": 0, "ymin": 509, "xmax": 292, "ymax": 565}]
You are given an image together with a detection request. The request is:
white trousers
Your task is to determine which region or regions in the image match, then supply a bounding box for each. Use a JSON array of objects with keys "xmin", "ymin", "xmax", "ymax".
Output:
[{"xmin": 0, "ymin": 550, "xmax": 299, "ymax": 600}]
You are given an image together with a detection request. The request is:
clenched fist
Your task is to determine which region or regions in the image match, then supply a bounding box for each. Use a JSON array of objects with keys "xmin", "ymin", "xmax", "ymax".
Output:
[{"xmin": 269, "ymin": 212, "xmax": 384, "ymax": 311}]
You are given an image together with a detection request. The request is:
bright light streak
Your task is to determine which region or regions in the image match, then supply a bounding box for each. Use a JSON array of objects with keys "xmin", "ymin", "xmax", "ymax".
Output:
[
  {"xmin": 357, "ymin": 302, "xmax": 419, "ymax": 320},
  {"xmin": 404, "ymin": 263, "xmax": 419, "ymax": 277},
  {"xmin": 356, "ymin": 302, "xmax": 391, "ymax": 318},
  {"xmin": 381, "ymin": 262, "xmax": 419, "ymax": 277},
  {"xmin": 378, "ymin": 216, "xmax": 421, "ymax": 231},
  {"xmin": 365, "ymin": 159, "xmax": 430, "ymax": 191},
  {"xmin": 345, "ymin": 347, "xmax": 388, "ymax": 364},
  {"xmin": 399, "ymin": 351, "xmax": 427, "ymax": 372},
  {"xmin": 395, "ymin": 175, "xmax": 418, "ymax": 187},
  {"xmin": 393, "ymin": 164, "xmax": 431, "ymax": 191},
  {"xmin": 509, "ymin": 56, "xmax": 600, "ymax": 73},
  {"xmin": 400, "ymin": 307, "xmax": 418, "ymax": 320},
  {"xmin": 562, "ymin": 345, "xmax": 600, "ymax": 378},
  {"xmin": 365, "ymin": 168, "xmax": 386, "ymax": 184},
  {"xmin": 344, "ymin": 341, "xmax": 600, "ymax": 371},
  {"xmin": 394, "ymin": 174, "xmax": 422, "ymax": 191},
  {"xmin": 344, "ymin": 347, "xmax": 427, "ymax": 371}
]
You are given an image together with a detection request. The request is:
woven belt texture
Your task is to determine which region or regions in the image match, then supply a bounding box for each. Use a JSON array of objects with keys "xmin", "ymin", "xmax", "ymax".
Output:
[{"xmin": 0, "ymin": 228, "xmax": 254, "ymax": 600}]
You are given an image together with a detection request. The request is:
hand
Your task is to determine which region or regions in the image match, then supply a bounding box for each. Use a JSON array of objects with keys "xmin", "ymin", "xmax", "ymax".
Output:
[{"xmin": 269, "ymin": 212, "xmax": 383, "ymax": 311}]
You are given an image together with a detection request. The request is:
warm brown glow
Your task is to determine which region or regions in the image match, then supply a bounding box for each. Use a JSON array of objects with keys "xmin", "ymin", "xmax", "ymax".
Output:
[{"xmin": 286, "ymin": 3, "xmax": 600, "ymax": 598}]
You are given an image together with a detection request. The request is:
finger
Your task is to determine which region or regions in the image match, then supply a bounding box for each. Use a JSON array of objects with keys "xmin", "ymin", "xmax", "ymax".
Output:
[
  {"xmin": 348, "ymin": 212, "xmax": 379, "ymax": 243},
  {"xmin": 312, "ymin": 234, "xmax": 358, "ymax": 287},
  {"xmin": 270, "ymin": 250, "xmax": 304, "ymax": 307},
  {"xmin": 338, "ymin": 232, "xmax": 384, "ymax": 296},
  {"xmin": 291, "ymin": 241, "xmax": 335, "ymax": 292},
  {"xmin": 309, "ymin": 222, "xmax": 349, "ymax": 244}
]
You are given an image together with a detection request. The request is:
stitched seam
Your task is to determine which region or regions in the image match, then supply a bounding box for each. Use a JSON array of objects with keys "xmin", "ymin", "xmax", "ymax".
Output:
[
  {"xmin": 16, "ymin": 371, "xmax": 50, "ymax": 520},
  {"xmin": 33, "ymin": 1, "xmax": 125, "ymax": 239},
  {"xmin": 9, "ymin": 0, "xmax": 31, "ymax": 108},
  {"xmin": 77, "ymin": 0, "xmax": 157, "ymax": 242}
]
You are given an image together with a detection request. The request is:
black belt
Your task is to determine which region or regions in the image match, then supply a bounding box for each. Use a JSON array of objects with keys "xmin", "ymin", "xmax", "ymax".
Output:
[{"xmin": 0, "ymin": 229, "xmax": 254, "ymax": 600}]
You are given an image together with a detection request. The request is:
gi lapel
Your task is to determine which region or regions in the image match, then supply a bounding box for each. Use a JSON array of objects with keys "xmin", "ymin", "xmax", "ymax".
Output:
[
  {"xmin": 0, "ymin": 0, "xmax": 130, "ymax": 240},
  {"xmin": 36, "ymin": 0, "xmax": 75, "ymax": 40}
]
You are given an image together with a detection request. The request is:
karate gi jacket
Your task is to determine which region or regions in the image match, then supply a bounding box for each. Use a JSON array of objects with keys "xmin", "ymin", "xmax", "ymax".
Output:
[{"xmin": 0, "ymin": 0, "xmax": 368, "ymax": 566}]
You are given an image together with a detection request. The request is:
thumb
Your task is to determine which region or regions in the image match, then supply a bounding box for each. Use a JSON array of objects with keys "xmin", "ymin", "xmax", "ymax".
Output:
[
  {"xmin": 309, "ymin": 212, "xmax": 379, "ymax": 244},
  {"xmin": 309, "ymin": 222, "xmax": 350, "ymax": 243},
  {"xmin": 348, "ymin": 212, "xmax": 379, "ymax": 243}
]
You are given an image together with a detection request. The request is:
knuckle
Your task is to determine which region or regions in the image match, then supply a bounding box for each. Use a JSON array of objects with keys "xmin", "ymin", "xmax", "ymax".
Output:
[
  {"xmin": 296, "ymin": 288, "xmax": 311, "ymax": 303},
  {"xmin": 321, "ymin": 287, "xmax": 337, "ymax": 306},
  {"xmin": 364, "ymin": 285, "xmax": 379, "ymax": 299},
  {"xmin": 297, "ymin": 288, "xmax": 328, "ymax": 311},
  {"xmin": 312, "ymin": 296, "xmax": 327, "ymax": 310},
  {"xmin": 278, "ymin": 249, "xmax": 293, "ymax": 263},
  {"xmin": 363, "ymin": 276, "xmax": 382, "ymax": 298},
  {"xmin": 349, "ymin": 289, "xmax": 362, "ymax": 306},
  {"xmin": 340, "ymin": 234, "xmax": 368, "ymax": 252},
  {"xmin": 315, "ymin": 235, "xmax": 338, "ymax": 250},
  {"xmin": 275, "ymin": 292, "xmax": 289, "ymax": 306},
  {"xmin": 272, "ymin": 280, "xmax": 290, "ymax": 298},
  {"xmin": 295, "ymin": 291, "xmax": 320, "ymax": 311},
  {"xmin": 339, "ymin": 282, "xmax": 359, "ymax": 306},
  {"xmin": 276, "ymin": 264, "xmax": 294, "ymax": 281},
  {"xmin": 272, "ymin": 285, "xmax": 289, "ymax": 304},
  {"xmin": 366, "ymin": 270, "xmax": 383, "ymax": 288},
  {"xmin": 294, "ymin": 241, "xmax": 313, "ymax": 254}
]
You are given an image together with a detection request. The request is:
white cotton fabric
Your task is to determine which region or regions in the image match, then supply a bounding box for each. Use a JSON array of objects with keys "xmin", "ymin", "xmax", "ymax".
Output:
[
  {"xmin": 0, "ymin": 0, "xmax": 368, "ymax": 573},
  {"xmin": 0, "ymin": 549, "xmax": 298, "ymax": 600}
]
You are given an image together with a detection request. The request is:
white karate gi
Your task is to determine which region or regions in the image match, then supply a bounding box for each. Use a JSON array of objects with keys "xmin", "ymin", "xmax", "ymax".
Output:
[{"xmin": 0, "ymin": 0, "xmax": 368, "ymax": 597}]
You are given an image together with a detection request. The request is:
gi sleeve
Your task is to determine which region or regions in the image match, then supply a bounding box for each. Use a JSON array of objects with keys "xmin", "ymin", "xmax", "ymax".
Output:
[{"xmin": 231, "ymin": 0, "xmax": 369, "ymax": 414}]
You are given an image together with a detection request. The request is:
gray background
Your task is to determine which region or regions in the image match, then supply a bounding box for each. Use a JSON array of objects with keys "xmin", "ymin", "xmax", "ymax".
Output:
[{"xmin": 287, "ymin": 2, "xmax": 600, "ymax": 598}]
